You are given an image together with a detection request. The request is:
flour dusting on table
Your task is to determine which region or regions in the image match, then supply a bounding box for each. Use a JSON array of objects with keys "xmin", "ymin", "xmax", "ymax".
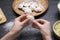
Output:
[{"xmin": 4, "ymin": 21, "xmax": 14, "ymax": 31}]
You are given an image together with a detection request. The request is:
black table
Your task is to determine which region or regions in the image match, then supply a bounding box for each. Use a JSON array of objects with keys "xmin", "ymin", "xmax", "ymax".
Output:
[{"xmin": 0, "ymin": 0, "xmax": 60, "ymax": 40}]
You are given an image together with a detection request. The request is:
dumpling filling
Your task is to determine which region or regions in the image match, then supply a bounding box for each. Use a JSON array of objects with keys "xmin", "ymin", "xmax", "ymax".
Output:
[{"xmin": 54, "ymin": 22, "xmax": 60, "ymax": 37}]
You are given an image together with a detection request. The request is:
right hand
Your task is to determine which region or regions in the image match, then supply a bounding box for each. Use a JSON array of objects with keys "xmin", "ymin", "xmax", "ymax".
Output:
[
  {"xmin": 10, "ymin": 15, "xmax": 30, "ymax": 34},
  {"xmin": 32, "ymin": 19, "xmax": 51, "ymax": 37},
  {"xmin": 9, "ymin": 15, "xmax": 31, "ymax": 38},
  {"xmin": 1, "ymin": 15, "xmax": 31, "ymax": 40}
]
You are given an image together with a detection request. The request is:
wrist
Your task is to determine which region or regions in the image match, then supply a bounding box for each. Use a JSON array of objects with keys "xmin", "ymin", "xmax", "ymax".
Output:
[
  {"xmin": 9, "ymin": 29, "xmax": 22, "ymax": 37},
  {"xmin": 8, "ymin": 31, "xmax": 19, "ymax": 38},
  {"xmin": 8, "ymin": 32, "xmax": 18, "ymax": 38},
  {"xmin": 42, "ymin": 35, "xmax": 52, "ymax": 40},
  {"xmin": 1, "ymin": 32, "xmax": 18, "ymax": 40}
]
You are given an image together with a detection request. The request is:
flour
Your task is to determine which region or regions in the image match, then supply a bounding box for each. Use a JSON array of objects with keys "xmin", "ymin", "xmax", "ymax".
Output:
[
  {"xmin": 3, "ymin": 15, "xmax": 35, "ymax": 32},
  {"xmin": 4, "ymin": 21, "xmax": 14, "ymax": 31}
]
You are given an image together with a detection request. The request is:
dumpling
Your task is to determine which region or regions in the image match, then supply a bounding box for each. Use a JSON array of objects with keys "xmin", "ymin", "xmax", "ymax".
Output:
[
  {"xmin": 23, "ymin": 2, "xmax": 30, "ymax": 7},
  {"xmin": 34, "ymin": 6, "xmax": 42, "ymax": 12},
  {"xmin": 27, "ymin": 15, "xmax": 34, "ymax": 21},
  {"xmin": 34, "ymin": 4, "xmax": 43, "ymax": 12},
  {"xmin": 29, "ymin": 2, "xmax": 38, "ymax": 10},
  {"xmin": 32, "ymin": 2, "xmax": 38, "ymax": 7},
  {"xmin": 18, "ymin": 2, "xmax": 30, "ymax": 9},
  {"xmin": 39, "ymin": 4, "xmax": 44, "ymax": 9},
  {"xmin": 58, "ymin": 3, "xmax": 60, "ymax": 10},
  {"xmin": 23, "ymin": 7, "xmax": 32, "ymax": 14},
  {"xmin": 18, "ymin": 3, "xmax": 24, "ymax": 9},
  {"xmin": 18, "ymin": 1, "xmax": 44, "ymax": 14},
  {"xmin": 30, "ymin": 4, "xmax": 35, "ymax": 10}
]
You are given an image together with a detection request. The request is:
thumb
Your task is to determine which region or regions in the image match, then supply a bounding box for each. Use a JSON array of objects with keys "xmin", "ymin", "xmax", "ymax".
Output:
[
  {"xmin": 33, "ymin": 20, "xmax": 42, "ymax": 29},
  {"xmin": 22, "ymin": 19, "xmax": 30, "ymax": 25}
]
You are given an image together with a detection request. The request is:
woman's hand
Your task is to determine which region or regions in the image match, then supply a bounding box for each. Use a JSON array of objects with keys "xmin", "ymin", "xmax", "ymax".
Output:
[
  {"xmin": 10, "ymin": 15, "xmax": 30, "ymax": 33},
  {"xmin": 1, "ymin": 15, "xmax": 30, "ymax": 40},
  {"xmin": 32, "ymin": 19, "xmax": 52, "ymax": 40}
]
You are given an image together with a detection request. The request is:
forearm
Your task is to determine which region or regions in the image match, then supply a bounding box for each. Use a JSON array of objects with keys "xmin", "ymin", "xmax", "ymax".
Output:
[{"xmin": 1, "ymin": 31, "xmax": 19, "ymax": 40}]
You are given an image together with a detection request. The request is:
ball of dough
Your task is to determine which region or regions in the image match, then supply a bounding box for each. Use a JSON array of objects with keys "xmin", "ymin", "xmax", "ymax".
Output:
[
  {"xmin": 27, "ymin": 15, "xmax": 34, "ymax": 21},
  {"xmin": 34, "ymin": 4, "xmax": 43, "ymax": 12},
  {"xmin": 30, "ymin": 4, "xmax": 35, "ymax": 10},
  {"xmin": 29, "ymin": 2, "xmax": 38, "ymax": 10},
  {"xmin": 32, "ymin": 2, "xmax": 38, "ymax": 7},
  {"xmin": 34, "ymin": 6, "xmax": 42, "ymax": 12},
  {"xmin": 39, "ymin": 4, "xmax": 43, "ymax": 8},
  {"xmin": 23, "ymin": 2, "xmax": 30, "ymax": 7},
  {"xmin": 18, "ymin": 3, "xmax": 24, "ymax": 9},
  {"xmin": 23, "ymin": 7, "xmax": 32, "ymax": 14},
  {"xmin": 18, "ymin": 1, "xmax": 44, "ymax": 14},
  {"xmin": 58, "ymin": 3, "xmax": 60, "ymax": 10}
]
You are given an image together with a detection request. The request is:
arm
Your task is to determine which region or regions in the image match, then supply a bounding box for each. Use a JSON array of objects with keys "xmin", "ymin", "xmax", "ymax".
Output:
[
  {"xmin": 1, "ymin": 15, "xmax": 30, "ymax": 40},
  {"xmin": 32, "ymin": 19, "xmax": 52, "ymax": 40},
  {"xmin": 1, "ymin": 31, "xmax": 19, "ymax": 40}
]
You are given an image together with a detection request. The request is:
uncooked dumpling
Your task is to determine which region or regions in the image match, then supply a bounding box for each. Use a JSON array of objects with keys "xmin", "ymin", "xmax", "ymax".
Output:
[
  {"xmin": 18, "ymin": 3, "xmax": 24, "ymax": 9},
  {"xmin": 18, "ymin": 1, "xmax": 44, "ymax": 14},
  {"xmin": 27, "ymin": 15, "xmax": 34, "ymax": 21},
  {"xmin": 23, "ymin": 7, "xmax": 32, "ymax": 14}
]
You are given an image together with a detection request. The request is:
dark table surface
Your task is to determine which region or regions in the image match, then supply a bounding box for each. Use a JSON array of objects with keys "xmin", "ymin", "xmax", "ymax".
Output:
[{"xmin": 0, "ymin": 0, "xmax": 60, "ymax": 40}]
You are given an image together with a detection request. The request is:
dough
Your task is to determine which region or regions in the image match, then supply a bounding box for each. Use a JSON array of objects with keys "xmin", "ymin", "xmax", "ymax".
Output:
[
  {"xmin": 18, "ymin": 1, "xmax": 43, "ymax": 14},
  {"xmin": 18, "ymin": 3, "xmax": 24, "ymax": 9},
  {"xmin": 23, "ymin": 7, "xmax": 32, "ymax": 14},
  {"xmin": 27, "ymin": 15, "xmax": 34, "ymax": 21},
  {"xmin": 58, "ymin": 3, "xmax": 60, "ymax": 10}
]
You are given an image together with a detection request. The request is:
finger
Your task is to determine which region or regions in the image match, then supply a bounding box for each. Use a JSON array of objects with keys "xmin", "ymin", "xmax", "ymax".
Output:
[
  {"xmin": 33, "ymin": 20, "xmax": 42, "ymax": 27},
  {"xmin": 39, "ymin": 19, "xmax": 50, "ymax": 24},
  {"xmin": 22, "ymin": 18, "xmax": 30, "ymax": 25},
  {"xmin": 35, "ymin": 19, "xmax": 49, "ymax": 24},
  {"xmin": 16, "ymin": 15, "xmax": 27, "ymax": 21}
]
